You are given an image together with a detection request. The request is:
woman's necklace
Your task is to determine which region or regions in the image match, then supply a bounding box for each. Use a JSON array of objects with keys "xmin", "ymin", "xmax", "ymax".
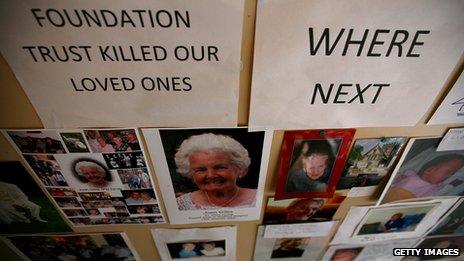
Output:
[{"xmin": 204, "ymin": 187, "xmax": 241, "ymax": 207}]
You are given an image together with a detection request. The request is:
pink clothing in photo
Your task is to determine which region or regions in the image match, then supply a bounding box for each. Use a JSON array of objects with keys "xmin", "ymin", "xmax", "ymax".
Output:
[{"xmin": 392, "ymin": 169, "xmax": 443, "ymax": 197}]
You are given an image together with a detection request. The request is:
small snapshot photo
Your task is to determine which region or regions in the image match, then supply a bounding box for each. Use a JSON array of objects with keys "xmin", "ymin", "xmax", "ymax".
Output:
[
  {"xmin": 276, "ymin": 129, "xmax": 355, "ymax": 199},
  {"xmin": 263, "ymin": 193, "xmax": 345, "ymax": 224},
  {"xmin": 122, "ymin": 189, "xmax": 157, "ymax": 205},
  {"xmin": 127, "ymin": 205, "xmax": 160, "ymax": 215},
  {"xmin": 337, "ymin": 137, "xmax": 407, "ymax": 190},
  {"xmin": 47, "ymin": 188, "xmax": 78, "ymax": 197},
  {"xmin": 23, "ymin": 154, "xmax": 69, "ymax": 187},
  {"xmin": 167, "ymin": 240, "xmax": 226, "ymax": 258},
  {"xmin": 355, "ymin": 204, "xmax": 436, "ymax": 235},
  {"xmin": 429, "ymin": 199, "xmax": 464, "ymax": 236},
  {"xmin": 270, "ymin": 238, "xmax": 309, "ymax": 259},
  {"xmin": 117, "ymin": 168, "xmax": 152, "ymax": 189},
  {"xmin": 54, "ymin": 197, "xmax": 82, "ymax": 208},
  {"xmin": 381, "ymin": 138, "xmax": 464, "ymax": 204},
  {"xmin": 59, "ymin": 132, "xmax": 90, "ymax": 153},
  {"xmin": 415, "ymin": 236, "xmax": 464, "ymax": 260},
  {"xmin": 329, "ymin": 247, "xmax": 363, "ymax": 261},
  {"xmin": 84, "ymin": 129, "xmax": 141, "ymax": 153},
  {"xmin": 7, "ymin": 130, "xmax": 65, "ymax": 154},
  {"xmin": 158, "ymin": 128, "xmax": 265, "ymax": 211},
  {"xmin": 6, "ymin": 233, "xmax": 136, "ymax": 260},
  {"xmin": 103, "ymin": 152, "xmax": 146, "ymax": 169},
  {"xmin": 56, "ymin": 155, "xmax": 123, "ymax": 190}
]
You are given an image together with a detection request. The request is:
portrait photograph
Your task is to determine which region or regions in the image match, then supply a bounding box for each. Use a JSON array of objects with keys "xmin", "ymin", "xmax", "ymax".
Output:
[
  {"xmin": 59, "ymin": 131, "xmax": 90, "ymax": 153},
  {"xmin": 379, "ymin": 137, "xmax": 464, "ymax": 204},
  {"xmin": 275, "ymin": 129, "xmax": 355, "ymax": 199},
  {"xmin": 5, "ymin": 233, "xmax": 138, "ymax": 260},
  {"xmin": 152, "ymin": 227, "xmax": 236, "ymax": 261},
  {"xmin": 355, "ymin": 204, "xmax": 436, "ymax": 235},
  {"xmin": 263, "ymin": 193, "xmax": 346, "ymax": 224},
  {"xmin": 429, "ymin": 198, "xmax": 464, "ymax": 236},
  {"xmin": 143, "ymin": 127, "xmax": 272, "ymax": 224},
  {"xmin": 0, "ymin": 161, "xmax": 71, "ymax": 234},
  {"xmin": 55, "ymin": 154, "xmax": 124, "ymax": 191},
  {"xmin": 414, "ymin": 235, "xmax": 464, "ymax": 260},
  {"xmin": 337, "ymin": 137, "xmax": 407, "ymax": 190},
  {"xmin": 6, "ymin": 130, "xmax": 65, "ymax": 154},
  {"xmin": 329, "ymin": 247, "xmax": 363, "ymax": 261},
  {"xmin": 84, "ymin": 129, "xmax": 141, "ymax": 153},
  {"xmin": 253, "ymin": 225, "xmax": 334, "ymax": 261},
  {"xmin": 167, "ymin": 240, "xmax": 226, "ymax": 258}
]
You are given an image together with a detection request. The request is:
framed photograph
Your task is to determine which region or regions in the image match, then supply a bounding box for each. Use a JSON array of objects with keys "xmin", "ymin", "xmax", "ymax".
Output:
[
  {"xmin": 336, "ymin": 137, "xmax": 407, "ymax": 190},
  {"xmin": 2, "ymin": 128, "xmax": 166, "ymax": 226},
  {"xmin": 428, "ymin": 198, "xmax": 464, "ymax": 236},
  {"xmin": 142, "ymin": 127, "xmax": 272, "ymax": 224},
  {"xmin": 263, "ymin": 193, "xmax": 345, "ymax": 224},
  {"xmin": 3, "ymin": 233, "xmax": 139, "ymax": 260},
  {"xmin": 152, "ymin": 227, "xmax": 236, "ymax": 260},
  {"xmin": 0, "ymin": 161, "xmax": 71, "ymax": 234},
  {"xmin": 275, "ymin": 129, "xmax": 355, "ymax": 199},
  {"xmin": 379, "ymin": 137, "xmax": 464, "ymax": 204},
  {"xmin": 253, "ymin": 224, "xmax": 336, "ymax": 261},
  {"xmin": 331, "ymin": 198, "xmax": 458, "ymax": 244}
]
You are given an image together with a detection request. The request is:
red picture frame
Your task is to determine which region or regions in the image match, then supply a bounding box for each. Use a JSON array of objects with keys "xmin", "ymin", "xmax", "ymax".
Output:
[{"xmin": 275, "ymin": 129, "xmax": 356, "ymax": 200}]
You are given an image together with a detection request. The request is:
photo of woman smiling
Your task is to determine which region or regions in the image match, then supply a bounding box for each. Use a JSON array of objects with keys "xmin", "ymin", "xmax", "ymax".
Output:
[{"xmin": 156, "ymin": 128, "xmax": 265, "ymax": 211}]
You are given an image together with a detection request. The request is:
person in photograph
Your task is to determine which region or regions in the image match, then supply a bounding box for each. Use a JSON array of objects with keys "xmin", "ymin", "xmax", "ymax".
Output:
[
  {"xmin": 200, "ymin": 242, "xmax": 225, "ymax": 257},
  {"xmin": 381, "ymin": 213, "xmax": 405, "ymax": 232},
  {"xmin": 114, "ymin": 244, "xmax": 133, "ymax": 259},
  {"xmin": 174, "ymin": 133, "xmax": 256, "ymax": 210},
  {"xmin": 74, "ymin": 160, "xmax": 113, "ymax": 188},
  {"xmin": 330, "ymin": 248, "xmax": 363, "ymax": 261},
  {"xmin": 271, "ymin": 238, "xmax": 306, "ymax": 258},
  {"xmin": 285, "ymin": 198, "xmax": 325, "ymax": 222},
  {"xmin": 96, "ymin": 137, "xmax": 115, "ymax": 153},
  {"xmin": 0, "ymin": 181, "xmax": 48, "ymax": 224},
  {"xmin": 125, "ymin": 191, "xmax": 144, "ymax": 205},
  {"xmin": 141, "ymin": 192, "xmax": 156, "ymax": 204},
  {"xmin": 178, "ymin": 243, "xmax": 198, "ymax": 258},
  {"xmin": 87, "ymin": 209, "xmax": 100, "ymax": 216},
  {"xmin": 138, "ymin": 169, "xmax": 151, "ymax": 188},
  {"xmin": 136, "ymin": 206, "xmax": 149, "ymax": 214},
  {"xmin": 285, "ymin": 140, "xmax": 334, "ymax": 193},
  {"xmin": 85, "ymin": 130, "xmax": 100, "ymax": 152},
  {"xmin": 384, "ymin": 154, "xmax": 464, "ymax": 202},
  {"xmin": 112, "ymin": 136, "xmax": 130, "ymax": 152},
  {"xmin": 127, "ymin": 132, "xmax": 141, "ymax": 151}
]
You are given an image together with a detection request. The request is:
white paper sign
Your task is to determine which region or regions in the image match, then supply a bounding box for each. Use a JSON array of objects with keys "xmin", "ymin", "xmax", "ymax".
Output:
[
  {"xmin": 250, "ymin": 0, "xmax": 464, "ymax": 130},
  {"xmin": 437, "ymin": 128, "xmax": 464, "ymax": 151},
  {"xmin": 263, "ymin": 221, "xmax": 335, "ymax": 238},
  {"xmin": 347, "ymin": 186, "xmax": 377, "ymax": 198},
  {"xmin": 0, "ymin": 0, "xmax": 243, "ymax": 128},
  {"xmin": 429, "ymin": 72, "xmax": 464, "ymax": 125}
]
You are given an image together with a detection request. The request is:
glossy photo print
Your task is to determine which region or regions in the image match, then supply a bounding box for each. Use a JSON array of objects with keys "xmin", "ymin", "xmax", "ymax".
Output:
[
  {"xmin": 0, "ymin": 161, "xmax": 70, "ymax": 234},
  {"xmin": 429, "ymin": 198, "xmax": 464, "ymax": 236},
  {"xmin": 275, "ymin": 129, "xmax": 355, "ymax": 199},
  {"xmin": 3, "ymin": 128, "xmax": 165, "ymax": 226},
  {"xmin": 379, "ymin": 137, "xmax": 464, "ymax": 204},
  {"xmin": 143, "ymin": 127, "xmax": 272, "ymax": 224},
  {"xmin": 166, "ymin": 240, "xmax": 225, "ymax": 258},
  {"xmin": 337, "ymin": 137, "xmax": 407, "ymax": 190},
  {"xmin": 263, "ymin": 193, "xmax": 345, "ymax": 224},
  {"xmin": 5, "ymin": 233, "xmax": 138, "ymax": 260}
]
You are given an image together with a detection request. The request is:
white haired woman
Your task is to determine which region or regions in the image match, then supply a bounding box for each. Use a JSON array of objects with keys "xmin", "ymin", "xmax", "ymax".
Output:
[
  {"xmin": 175, "ymin": 133, "xmax": 256, "ymax": 210},
  {"xmin": 74, "ymin": 160, "xmax": 112, "ymax": 188}
]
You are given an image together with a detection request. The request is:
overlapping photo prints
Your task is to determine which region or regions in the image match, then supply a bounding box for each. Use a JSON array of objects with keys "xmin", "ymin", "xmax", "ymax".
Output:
[
  {"xmin": 263, "ymin": 193, "xmax": 345, "ymax": 224},
  {"xmin": 275, "ymin": 129, "xmax": 355, "ymax": 199},
  {"xmin": 152, "ymin": 227, "xmax": 236, "ymax": 260},
  {"xmin": 337, "ymin": 137, "xmax": 407, "ymax": 190},
  {"xmin": 0, "ymin": 161, "xmax": 71, "ymax": 234},
  {"xmin": 429, "ymin": 198, "xmax": 464, "ymax": 236},
  {"xmin": 143, "ymin": 127, "xmax": 272, "ymax": 224},
  {"xmin": 380, "ymin": 137, "xmax": 464, "ymax": 204},
  {"xmin": 4, "ymin": 233, "xmax": 138, "ymax": 260},
  {"xmin": 3, "ymin": 129, "xmax": 165, "ymax": 226}
]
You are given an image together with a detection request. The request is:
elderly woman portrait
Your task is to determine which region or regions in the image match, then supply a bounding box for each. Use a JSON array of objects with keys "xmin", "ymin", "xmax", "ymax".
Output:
[
  {"xmin": 174, "ymin": 133, "xmax": 256, "ymax": 210},
  {"xmin": 73, "ymin": 160, "xmax": 112, "ymax": 188}
]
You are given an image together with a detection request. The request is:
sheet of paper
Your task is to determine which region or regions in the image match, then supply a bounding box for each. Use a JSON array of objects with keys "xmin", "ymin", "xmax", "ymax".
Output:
[
  {"xmin": 152, "ymin": 227, "xmax": 236, "ymax": 261},
  {"xmin": 264, "ymin": 221, "xmax": 335, "ymax": 238},
  {"xmin": 429, "ymin": 72, "xmax": 464, "ymax": 125},
  {"xmin": 142, "ymin": 127, "xmax": 273, "ymax": 224},
  {"xmin": 347, "ymin": 186, "xmax": 377, "ymax": 198},
  {"xmin": 250, "ymin": 0, "xmax": 464, "ymax": 130},
  {"xmin": 437, "ymin": 128, "xmax": 464, "ymax": 151},
  {"xmin": 0, "ymin": 0, "xmax": 243, "ymax": 127}
]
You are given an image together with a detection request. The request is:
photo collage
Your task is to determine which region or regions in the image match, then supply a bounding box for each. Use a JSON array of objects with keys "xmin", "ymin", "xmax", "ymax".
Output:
[{"xmin": 4, "ymin": 129, "xmax": 165, "ymax": 226}]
